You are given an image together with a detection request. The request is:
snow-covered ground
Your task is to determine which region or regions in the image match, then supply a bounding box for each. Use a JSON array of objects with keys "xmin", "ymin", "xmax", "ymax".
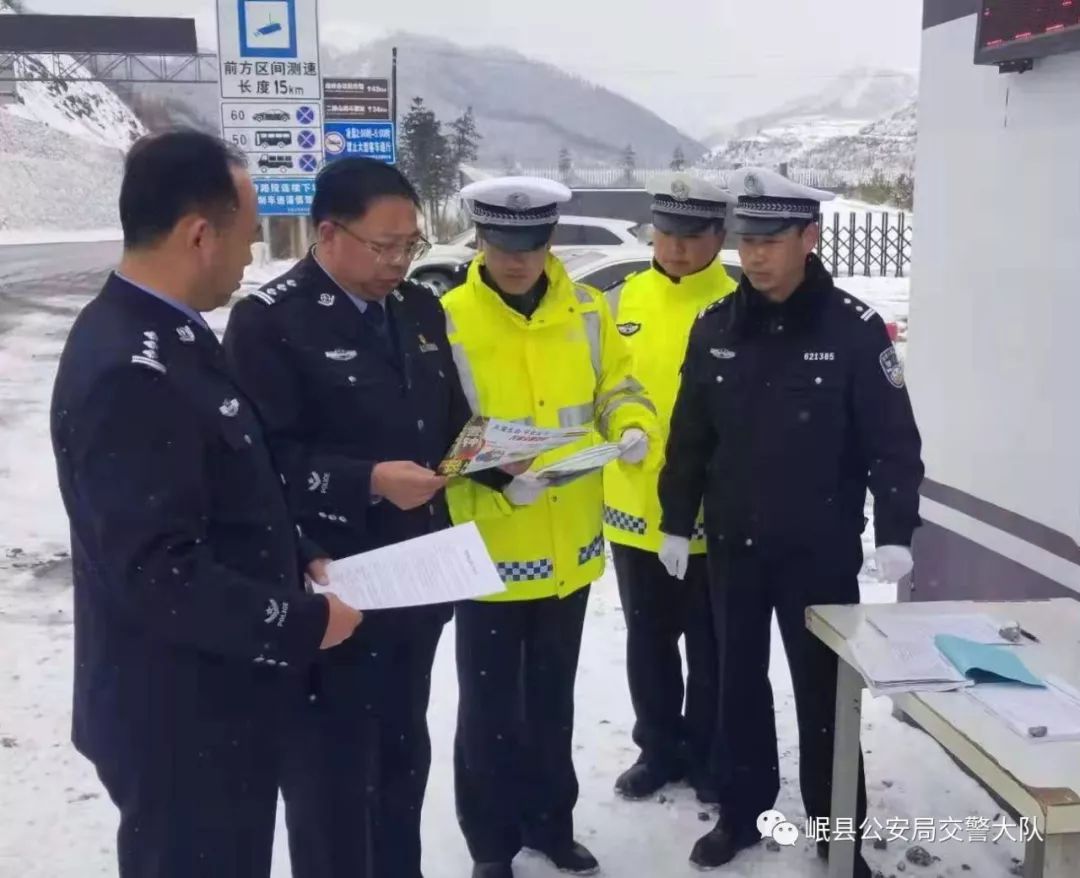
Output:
[{"xmin": 0, "ymin": 274, "xmax": 1030, "ymax": 877}]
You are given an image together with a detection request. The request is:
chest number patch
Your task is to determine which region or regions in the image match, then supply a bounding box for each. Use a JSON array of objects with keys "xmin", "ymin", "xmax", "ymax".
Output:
[
  {"xmin": 617, "ymin": 322, "xmax": 641, "ymax": 336},
  {"xmin": 804, "ymin": 352, "xmax": 835, "ymax": 362}
]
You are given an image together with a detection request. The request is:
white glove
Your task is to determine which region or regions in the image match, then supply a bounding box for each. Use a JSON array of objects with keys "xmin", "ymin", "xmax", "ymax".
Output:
[
  {"xmin": 874, "ymin": 545, "xmax": 913, "ymax": 581},
  {"xmin": 503, "ymin": 472, "xmax": 546, "ymax": 507},
  {"xmin": 618, "ymin": 428, "xmax": 649, "ymax": 464},
  {"xmin": 658, "ymin": 534, "xmax": 690, "ymax": 580}
]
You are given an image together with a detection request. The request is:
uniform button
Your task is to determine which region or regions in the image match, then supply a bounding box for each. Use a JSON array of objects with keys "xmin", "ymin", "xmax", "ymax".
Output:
[
  {"xmin": 715, "ymin": 375, "xmax": 724, "ymax": 384},
  {"xmin": 244, "ymin": 434, "xmax": 252, "ymax": 444},
  {"xmin": 266, "ymin": 658, "xmax": 277, "ymax": 666},
  {"xmin": 348, "ymin": 376, "xmax": 357, "ymax": 384},
  {"xmin": 340, "ymin": 516, "xmax": 349, "ymax": 524},
  {"xmin": 279, "ymin": 661, "xmax": 289, "ymax": 668},
  {"xmin": 745, "ymin": 538, "xmax": 754, "ymax": 547},
  {"xmin": 538, "ymin": 400, "xmax": 545, "ymax": 407},
  {"xmin": 428, "ymin": 504, "xmax": 435, "ymax": 515},
  {"xmin": 815, "ymin": 377, "xmax": 823, "ymax": 385},
  {"xmin": 417, "ymin": 419, "xmax": 425, "ymax": 431}
]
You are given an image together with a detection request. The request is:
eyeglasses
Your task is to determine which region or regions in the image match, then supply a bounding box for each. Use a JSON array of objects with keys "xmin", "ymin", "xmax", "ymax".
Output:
[{"xmin": 332, "ymin": 222, "xmax": 431, "ymax": 265}]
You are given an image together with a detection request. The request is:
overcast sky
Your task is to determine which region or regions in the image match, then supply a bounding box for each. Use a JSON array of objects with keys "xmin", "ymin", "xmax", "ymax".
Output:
[{"xmin": 26, "ymin": 0, "xmax": 923, "ymax": 136}]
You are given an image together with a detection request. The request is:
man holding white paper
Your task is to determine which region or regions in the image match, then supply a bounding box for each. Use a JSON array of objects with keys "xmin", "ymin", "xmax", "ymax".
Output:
[
  {"xmin": 441, "ymin": 176, "xmax": 660, "ymax": 878},
  {"xmin": 223, "ymin": 159, "xmax": 504, "ymax": 878}
]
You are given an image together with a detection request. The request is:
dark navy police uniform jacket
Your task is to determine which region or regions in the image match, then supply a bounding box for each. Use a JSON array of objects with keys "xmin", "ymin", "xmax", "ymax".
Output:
[
  {"xmin": 51, "ymin": 274, "xmax": 329, "ymax": 773},
  {"xmin": 224, "ymin": 254, "xmax": 474, "ymax": 633},
  {"xmin": 661, "ymin": 254, "xmax": 924, "ymax": 554}
]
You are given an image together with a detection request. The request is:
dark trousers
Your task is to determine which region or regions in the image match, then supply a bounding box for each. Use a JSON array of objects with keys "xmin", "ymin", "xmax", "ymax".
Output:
[
  {"xmin": 284, "ymin": 611, "xmax": 445, "ymax": 878},
  {"xmin": 707, "ymin": 538, "xmax": 868, "ymax": 832},
  {"xmin": 93, "ymin": 681, "xmax": 305, "ymax": 878},
  {"xmin": 454, "ymin": 587, "xmax": 590, "ymax": 864},
  {"xmin": 612, "ymin": 543, "xmax": 718, "ymax": 782}
]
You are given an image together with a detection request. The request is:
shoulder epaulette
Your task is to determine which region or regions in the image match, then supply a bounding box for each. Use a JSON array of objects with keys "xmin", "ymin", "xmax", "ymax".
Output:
[
  {"xmin": 130, "ymin": 329, "xmax": 167, "ymax": 374},
  {"xmin": 834, "ymin": 288, "xmax": 882, "ymax": 326},
  {"xmin": 698, "ymin": 298, "xmax": 728, "ymax": 320},
  {"xmin": 246, "ymin": 274, "xmax": 301, "ymax": 306}
]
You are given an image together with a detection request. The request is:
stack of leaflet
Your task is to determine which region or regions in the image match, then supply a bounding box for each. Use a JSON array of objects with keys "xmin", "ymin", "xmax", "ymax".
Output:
[
  {"xmin": 849, "ymin": 626, "xmax": 972, "ymax": 697},
  {"xmin": 849, "ymin": 611, "xmax": 1045, "ymax": 698}
]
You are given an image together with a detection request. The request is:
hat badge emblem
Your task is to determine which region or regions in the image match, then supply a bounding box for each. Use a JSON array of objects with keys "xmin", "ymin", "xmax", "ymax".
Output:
[
  {"xmin": 670, "ymin": 180, "xmax": 691, "ymax": 202},
  {"xmin": 744, "ymin": 173, "xmax": 765, "ymax": 197},
  {"xmin": 506, "ymin": 192, "xmax": 532, "ymax": 210}
]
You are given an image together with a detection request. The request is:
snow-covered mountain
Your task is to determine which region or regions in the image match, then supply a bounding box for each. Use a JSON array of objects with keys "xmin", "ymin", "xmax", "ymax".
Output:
[
  {"xmin": 0, "ymin": 2, "xmax": 145, "ymax": 234},
  {"xmin": 702, "ymin": 68, "xmax": 918, "ymax": 183}
]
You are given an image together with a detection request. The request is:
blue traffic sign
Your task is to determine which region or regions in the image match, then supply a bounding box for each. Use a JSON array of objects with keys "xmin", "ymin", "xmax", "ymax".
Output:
[
  {"xmin": 296, "ymin": 105, "xmax": 315, "ymax": 125},
  {"xmin": 297, "ymin": 129, "xmax": 317, "ymax": 149},
  {"xmin": 238, "ymin": 0, "xmax": 298, "ymax": 59},
  {"xmin": 322, "ymin": 121, "xmax": 396, "ymax": 165},
  {"xmin": 298, "ymin": 154, "xmax": 319, "ymax": 173},
  {"xmin": 255, "ymin": 177, "xmax": 314, "ymax": 216}
]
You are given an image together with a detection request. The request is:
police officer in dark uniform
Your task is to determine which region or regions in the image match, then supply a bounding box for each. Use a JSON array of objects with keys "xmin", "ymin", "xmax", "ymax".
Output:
[
  {"xmin": 224, "ymin": 158, "xmax": 483, "ymax": 878},
  {"xmin": 658, "ymin": 167, "xmax": 924, "ymax": 876},
  {"xmin": 50, "ymin": 130, "xmax": 362, "ymax": 878}
]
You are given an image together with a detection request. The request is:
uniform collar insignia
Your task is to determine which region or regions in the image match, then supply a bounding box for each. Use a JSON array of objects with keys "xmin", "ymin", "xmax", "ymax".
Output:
[
  {"xmin": 219, "ymin": 398, "xmax": 240, "ymax": 417},
  {"xmin": 176, "ymin": 326, "xmax": 196, "ymax": 344},
  {"xmin": 318, "ymin": 292, "xmax": 335, "ymax": 307},
  {"xmin": 710, "ymin": 347, "xmax": 736, "ymax": 359},
  {"xmin": 325, "ymin": 349, "xmax": 357, "ymax": 361}
]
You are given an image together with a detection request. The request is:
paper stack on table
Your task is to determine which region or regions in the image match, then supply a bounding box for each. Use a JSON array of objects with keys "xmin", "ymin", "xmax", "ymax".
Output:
[
  {"xmin": 866, "ymin": 610, "xmax": 1018, "ymax": 645},
  {"xmin": 849, "ymin": 624, "xmax": 973, "ymax": 697},
  {"xmin": 966, "ymin": 677, "xmax": 1080, "ymax": 742}
]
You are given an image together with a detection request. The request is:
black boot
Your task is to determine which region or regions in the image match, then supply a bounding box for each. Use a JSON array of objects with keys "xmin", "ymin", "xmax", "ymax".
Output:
[
  {"xmin": 525, "ymin": 840, "xmax": 600, "ymax": 875},
  {"xmin": 472, "ymin": 863, "xmax": 514, "ymax": 878},
  {"xmin": 689, "ymin": 819, "xmax": 759, "ymax": 870},
  {"xmin": 691, "ymin": 779, "xmax": 720, "ymax": 805},
  {"xmin": 614, "ymin": 761, "xmax": 683, "ymax": 800}
]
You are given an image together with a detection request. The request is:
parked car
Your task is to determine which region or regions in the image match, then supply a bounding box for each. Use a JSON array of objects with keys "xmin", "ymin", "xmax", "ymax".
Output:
[
  {"xmin": 408, "ymin": 216, "xmax": 647, "ymax": 295},
  {"xmin": 559, "ymin": 246, "xmax": 742, "ymax": 297}
]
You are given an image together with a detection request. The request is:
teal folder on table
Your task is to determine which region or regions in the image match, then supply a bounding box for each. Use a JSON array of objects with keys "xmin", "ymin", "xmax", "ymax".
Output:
[{"xmin": 934, "ymin": 635, "xmax": 1044, "ymax": 687}]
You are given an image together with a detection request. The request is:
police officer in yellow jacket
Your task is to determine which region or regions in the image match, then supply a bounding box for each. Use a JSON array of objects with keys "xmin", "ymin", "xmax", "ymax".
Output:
[
  {"xmin": 442, "ymin": 177, "xmax": 659, "ymax": 878},
  {"xmin": 603, "ymin": 173, "xmax": 737, "ymax": 803}
]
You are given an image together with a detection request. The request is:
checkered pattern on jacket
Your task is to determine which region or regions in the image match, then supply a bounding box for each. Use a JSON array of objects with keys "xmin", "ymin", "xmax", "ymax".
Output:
[
  {"xmin": 578, "ymin": 534, "xmax": 604, "ymax": 565},
  {"xmin": 496, "ymin": 558, "xmax": 554, "ymax": 583},
  {"xmin": 603, "ymin": 505, "xmax": 647, "ymax": 535}
]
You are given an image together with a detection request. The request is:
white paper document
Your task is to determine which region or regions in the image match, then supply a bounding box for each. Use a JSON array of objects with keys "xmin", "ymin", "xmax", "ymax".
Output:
[
  {"xmin": 849, "ymin": 624, "xmax": 972, "ymax": 697},
  {"xmin": 866, "ymin": 610, "xmax": 1016, "ymax": 646},
  {"xmin": 967, "ymin": 677, "xmax": 1080, "ymax": 743},
  {"xmin": 318, "ymin": 523, "xmax": 506, "ymax": 610}
]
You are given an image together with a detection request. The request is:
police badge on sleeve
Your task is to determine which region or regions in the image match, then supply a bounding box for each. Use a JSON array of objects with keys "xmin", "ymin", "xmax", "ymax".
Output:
[{"xmin": 879, "ymin": 346, "xmax": 905, "ymax": 388}]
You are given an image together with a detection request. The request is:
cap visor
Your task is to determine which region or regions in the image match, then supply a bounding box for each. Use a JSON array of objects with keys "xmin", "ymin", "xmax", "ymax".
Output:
[
  {"xmin": 652, "ymin": 212, "xmax": 718, "ymax": 236},
  {"xmin": 731, "ymin": 215, "xmax": 804, "ymax": 237},
  {"xmin": 476, "ymin": 224, "xmax": 554, "ymax": 253}
]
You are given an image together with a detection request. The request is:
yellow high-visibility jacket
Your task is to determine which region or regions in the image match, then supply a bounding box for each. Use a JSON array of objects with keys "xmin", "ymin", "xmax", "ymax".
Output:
[
  {"xmin": 442, "ymin": 253, "xmax": 660, "ymax": 601},
  {"xmin": 603, "ymin": 258, "xmax": 737, "ymax": 554}
]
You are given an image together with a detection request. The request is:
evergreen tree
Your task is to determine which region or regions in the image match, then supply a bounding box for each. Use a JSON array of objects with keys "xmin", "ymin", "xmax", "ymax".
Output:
[
  {"xmin": 670, "ymin": 145, "xmax": 687, "ymax": 171},
  {"xmin": 449, "ymin": 106, "xmax": 482, "ymax": 168}
]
